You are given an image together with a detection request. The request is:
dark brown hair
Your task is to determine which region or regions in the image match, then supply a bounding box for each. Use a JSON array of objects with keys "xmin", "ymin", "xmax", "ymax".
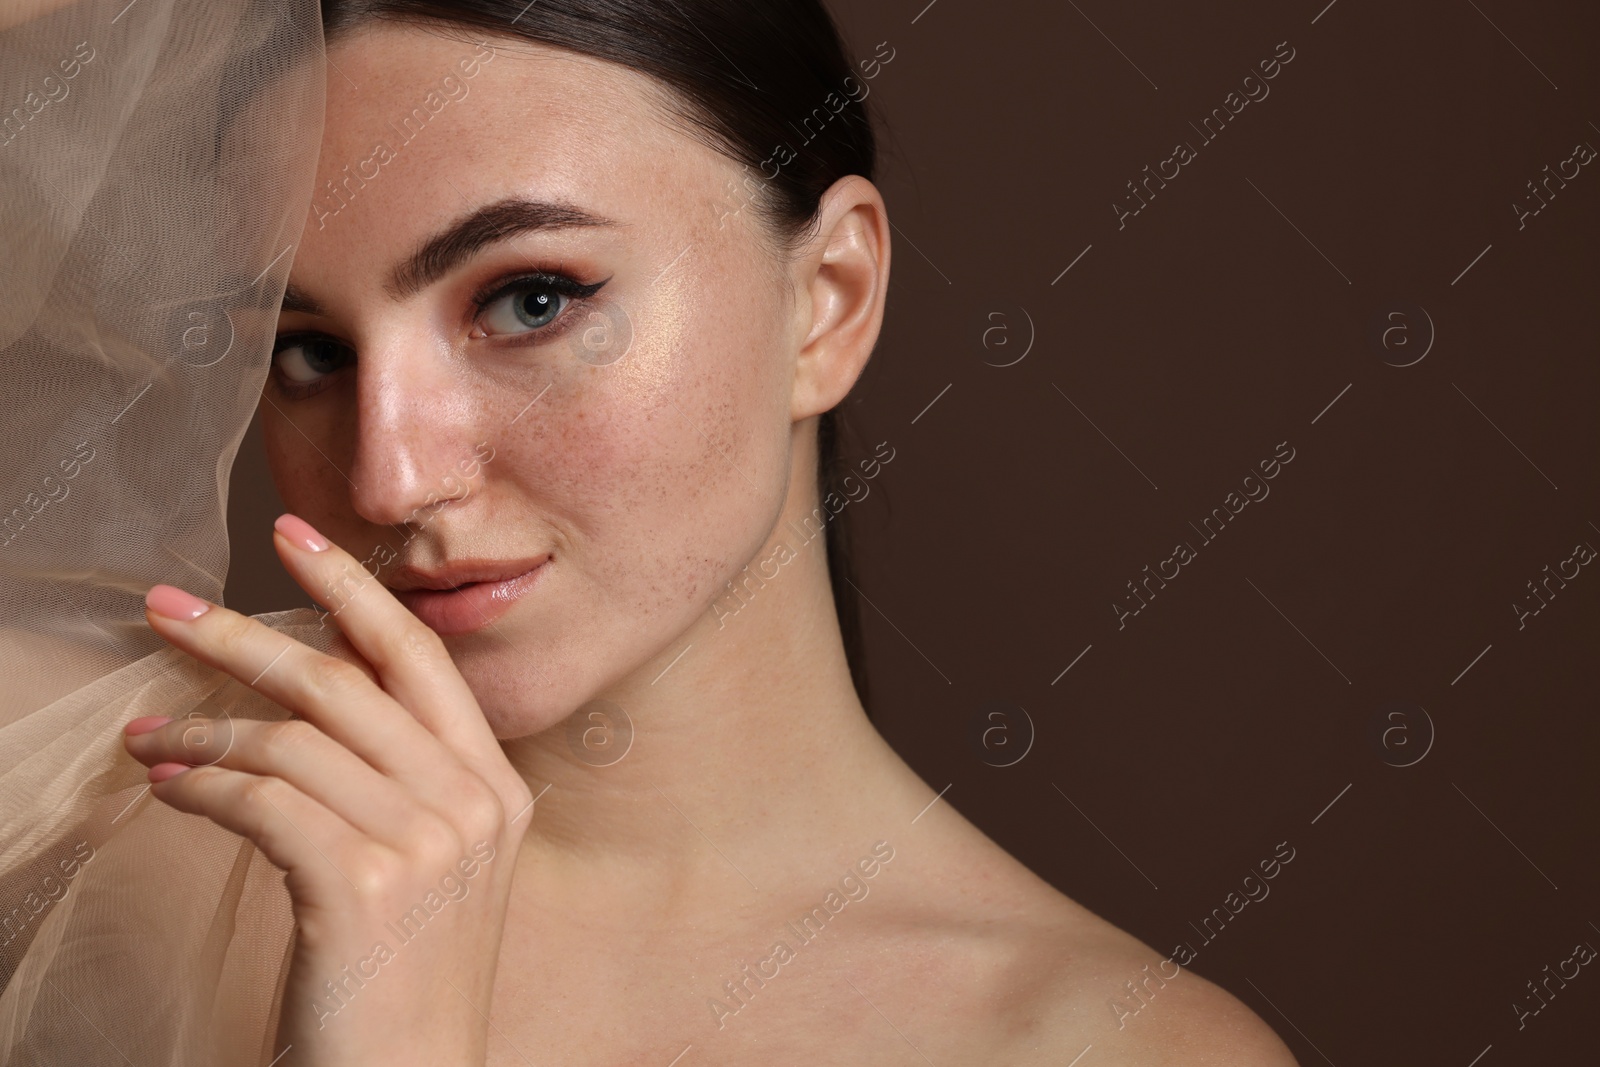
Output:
[{"xmin": 321, "ymin": 0, "xmax": 879, "ymax": 711}]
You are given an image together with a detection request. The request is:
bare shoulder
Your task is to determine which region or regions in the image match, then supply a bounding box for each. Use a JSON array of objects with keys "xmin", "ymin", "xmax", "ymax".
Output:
[
  {"xmin": 1012, "ymin": 927, "xmax": 1303, "ymax": 1067},
  {"xmin": 871, "ymin": 808, "xmax": 1299, "ymax": 1066}
]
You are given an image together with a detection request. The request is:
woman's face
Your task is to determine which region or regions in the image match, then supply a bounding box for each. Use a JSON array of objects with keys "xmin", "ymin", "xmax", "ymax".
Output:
[{"xmin": 265, "ymin": 24, "xmax": 805, "ymax": 737}]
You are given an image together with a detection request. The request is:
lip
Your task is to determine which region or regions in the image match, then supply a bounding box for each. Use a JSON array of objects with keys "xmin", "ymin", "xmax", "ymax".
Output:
[{"xmin": 390, "ymin": 557, "xmax": 550, "ymax": 636}]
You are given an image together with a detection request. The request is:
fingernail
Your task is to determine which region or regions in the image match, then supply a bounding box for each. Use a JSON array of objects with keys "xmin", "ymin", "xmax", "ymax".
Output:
[
  {"xmin": 274, "ymin": 513, "xmax": 329, "ymax": 552},
  {"xmin": 146, "ymin": 585, "xmax": 212, "ymax": 621},
  {"xmin": 125, "ymin": 716, "xmax": 173, "ymax": 736},
  {"xmin": 148, "ymin": 762, "xmax": 190, "ymax": 783}
]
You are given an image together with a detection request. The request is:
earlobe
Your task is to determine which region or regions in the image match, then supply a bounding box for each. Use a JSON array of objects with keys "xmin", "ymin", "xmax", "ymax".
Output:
[{"xmin": 790, "ymin": 177, "xmax": 891, "ymax": 422}]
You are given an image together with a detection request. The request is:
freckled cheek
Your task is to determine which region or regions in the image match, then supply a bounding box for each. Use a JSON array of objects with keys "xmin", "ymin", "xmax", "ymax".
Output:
[
  {"xmin": 498, "ymin": 389, "xmax": 691, "ymax": 531},
  {"xmin": 481, "ymin": 286, "xmax": 781, "ymax": 577},
  {"xmin": 260, "ymin": 417, "xmax": 346, "ymax": 519},
  {"xmin": 497, "ymin": 379, "xmax": 763, "ymax": 599}
]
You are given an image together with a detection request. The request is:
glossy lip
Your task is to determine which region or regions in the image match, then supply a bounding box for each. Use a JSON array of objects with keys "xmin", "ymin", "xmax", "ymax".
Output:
[{"xmin": 390, "ymin": 556, "xmax": 551, "ymax": 635}]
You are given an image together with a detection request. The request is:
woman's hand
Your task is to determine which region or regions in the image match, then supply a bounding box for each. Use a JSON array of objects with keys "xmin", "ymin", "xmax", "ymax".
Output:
[{"xmin": 122, "ymin": 514, "xmax": 534, "ymax": 1067}]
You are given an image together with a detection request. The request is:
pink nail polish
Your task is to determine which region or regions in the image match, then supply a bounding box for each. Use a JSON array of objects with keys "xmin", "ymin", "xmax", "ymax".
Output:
[
  {"xmin": 125, "ymin": 716, "xmax": 173, "ymax": 736},
  {"xmin": 275, "ymin": 513, "xmax": 330, "ymax": 552},
  {"xmin": 148, "ymin": 762, "xmax": 190, "ymax": 783},
  {"xmin": 146, "ymin": 585, "xmax": 212, "ymax": 621}
]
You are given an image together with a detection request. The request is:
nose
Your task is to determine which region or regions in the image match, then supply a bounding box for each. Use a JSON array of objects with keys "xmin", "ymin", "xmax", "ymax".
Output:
[{"xmin": 346, "ymin": 339, "xmax": 484, "ymax": 529}]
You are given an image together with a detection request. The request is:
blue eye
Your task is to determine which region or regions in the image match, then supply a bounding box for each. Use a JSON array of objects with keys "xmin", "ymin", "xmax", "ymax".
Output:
[
  {"xmin": 271, "ymin": 335, "xmax": 353, "ymax": 396},
  {"xmin": 481, "ymin": 281, "xmax": 566, "ymax": 333},
  {"xmin": 475, "ymin": 273, "xmax": 607, "ymax": 338}
]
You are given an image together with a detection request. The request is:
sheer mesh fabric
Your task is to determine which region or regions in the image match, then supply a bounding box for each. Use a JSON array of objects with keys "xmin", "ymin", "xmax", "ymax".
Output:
[{"xmin": 0, "ymin": 2, "xmax": 331, "ymax": 1062}]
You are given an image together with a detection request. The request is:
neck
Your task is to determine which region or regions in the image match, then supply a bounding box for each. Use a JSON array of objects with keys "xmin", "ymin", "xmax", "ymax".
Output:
[{"xmin": 498, "ymin": 478, "xmax": 910, "ymax": 906}]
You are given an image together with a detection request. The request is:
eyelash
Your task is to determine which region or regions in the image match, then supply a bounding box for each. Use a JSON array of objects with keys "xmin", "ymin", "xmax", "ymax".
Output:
[
  {"xmin": 469, "ymin": 268, "xmax": 609, "ymax": 338},
  {"xmin": 269, "ymin": 268, "xmax": 609, "ymax": 400}
]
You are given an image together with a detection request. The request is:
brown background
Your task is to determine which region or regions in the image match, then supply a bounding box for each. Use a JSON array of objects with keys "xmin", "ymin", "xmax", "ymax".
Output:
[{"xmin": 227, "ymin": 1, "xmax": 1600, "ymax": 1061}]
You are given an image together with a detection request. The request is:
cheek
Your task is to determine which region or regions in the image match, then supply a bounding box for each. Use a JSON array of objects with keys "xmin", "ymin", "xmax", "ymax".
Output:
[
  {"xmin": 520, "ymin": 369, "xmax": 774, "ymax": 573},
  {"xmin": 260, "ymin": 413, "xmax": 341, "ymax": 516},
  {"xmin": 502, "ymin": 295, "xmax": 791, "ymax": 611}
]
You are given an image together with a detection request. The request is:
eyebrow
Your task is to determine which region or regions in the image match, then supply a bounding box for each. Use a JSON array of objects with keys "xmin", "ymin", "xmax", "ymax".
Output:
[
  {"xmin": 281, "ymin": 283, "xmax": 327, "ymax": 316},
  {"xmin": 387, "ymin": 197, "xmax": 618, "ymax": 299},
  {"xmin": 278, "ymin": 196, "xmax": 619, "ymax": 316}
]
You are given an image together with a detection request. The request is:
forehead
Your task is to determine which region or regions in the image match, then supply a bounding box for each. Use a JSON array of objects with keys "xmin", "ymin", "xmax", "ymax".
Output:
[{"xmin": 303, "ymin": 23, "xmax": 727, "ymax": 258}]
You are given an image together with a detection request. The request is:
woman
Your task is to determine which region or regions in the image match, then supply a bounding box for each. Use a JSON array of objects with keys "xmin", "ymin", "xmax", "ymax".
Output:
[{"xmin": 114, "ymin": 1, "xmax": 1301, "ymax": 1062}]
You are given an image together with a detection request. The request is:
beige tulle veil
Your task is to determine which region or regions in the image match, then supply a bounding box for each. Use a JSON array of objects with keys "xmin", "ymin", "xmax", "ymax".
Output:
[{"xmin": 0, "ymin": 1, "xmax": 337, "ymax": 1062}]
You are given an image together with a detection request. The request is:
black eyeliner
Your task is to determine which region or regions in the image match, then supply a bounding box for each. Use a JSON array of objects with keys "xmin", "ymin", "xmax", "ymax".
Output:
[{"xmin": 469, "ymin": 270, "xmax": 609, "ymax": 312}]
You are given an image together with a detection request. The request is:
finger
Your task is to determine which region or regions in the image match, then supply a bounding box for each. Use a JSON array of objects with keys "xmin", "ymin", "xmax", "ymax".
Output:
[
  {"xmin": 140, "ymin": 590, "xmax": 520, "ymax": 836},
  {"xmin": 125, "ymin": 715, "xmax": 442, "ymax": 849},
  {"xmin": 141, "ymin": 584, "xmax": 443, "ymax": 782},
  {"xmin": 149, "ymin": 762, "xmax": 378, "ymax": 894},
  {"xmin": 269, "ymin": 513, "xmax": 502, "ymax": 759}
]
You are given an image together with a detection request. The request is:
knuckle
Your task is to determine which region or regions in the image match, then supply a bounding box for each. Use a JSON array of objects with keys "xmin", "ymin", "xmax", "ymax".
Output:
[
  {"xmin": 451, "ymin": 777, "xmax": 507, "ymax": 841},
  {"xmin": 322, "ymin": 561, "xmax": 371, "ymax": 609},
  {"xmin": 176, "ymin": 763, "xmax": 223, "ymax": 792},
  {"xmin": 409, "ymin": 815, "xmax": 464, "ymax": 867},
  {"xmin": 345, "ymin": 846, "xmax": 404, "ymax": 898},
  {"xmin": 241, "ymin": 774, "xmax": 294, "ymax": 814},
  {"xmin": 256, "ymin": 718, "xmax": 318, "ymax": 760},
  {"xmin": 303, "ymin": 654, "xmax": 366, "ymax": 699},
  {"xmin": 210, "ymin": 611, "xmax": 256, "ymax": 661},
  {"xmin": 394, "ymin": 624, "xmax": 446, "ymax": 665}
]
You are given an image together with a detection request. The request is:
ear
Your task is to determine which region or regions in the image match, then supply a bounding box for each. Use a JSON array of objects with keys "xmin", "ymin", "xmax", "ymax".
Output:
[{"xmin": 789, "ymin": 176, "xmax": 891, "ymax": 422}]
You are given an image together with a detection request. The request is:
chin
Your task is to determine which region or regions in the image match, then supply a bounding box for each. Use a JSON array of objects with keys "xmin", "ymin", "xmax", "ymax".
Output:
[
  {"xmin": 482, "ymin": 684, "xmax": 566, "ymax": 741},
  {"xmin": 485, "ymin": 711, "xmax": 559, "ymax": 742},
  {"xmin": 437, "ymin": 643, "xmax": 565, "ymax": 739},
  {"xmin": 475, "ymin": 688, "xmax": 570, "ymax": 742},
  {"xmin": 451, "ymin": 636, "xmax": 647, "ymax": 762}
]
